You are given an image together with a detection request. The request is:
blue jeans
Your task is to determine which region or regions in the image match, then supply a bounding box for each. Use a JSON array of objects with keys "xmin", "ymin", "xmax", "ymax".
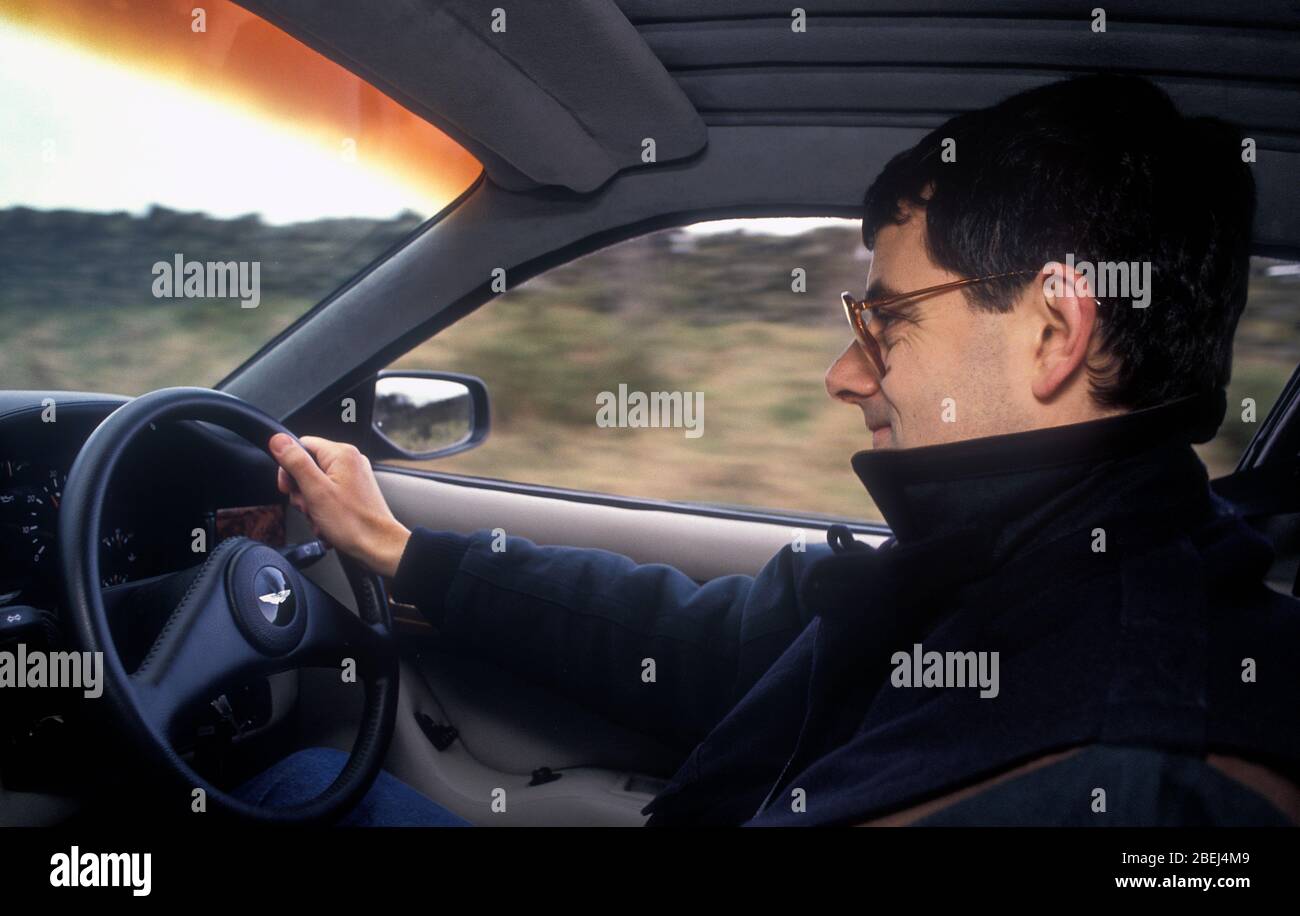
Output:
[{"xmin": 236, "ymin": 747, "xmax": 472, "ymax": 826}]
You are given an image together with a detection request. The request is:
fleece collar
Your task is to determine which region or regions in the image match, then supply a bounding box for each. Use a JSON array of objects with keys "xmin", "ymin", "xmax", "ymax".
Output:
[{"xmin": 849, "ymin": 390, "xmax": 1227, "ymax": 561}]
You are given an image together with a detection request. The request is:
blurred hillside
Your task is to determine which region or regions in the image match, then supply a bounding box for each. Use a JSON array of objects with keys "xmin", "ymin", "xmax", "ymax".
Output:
[
  {"xmin": 2, "ymin": 207, "xmax": 1298, "ymax": 519},
  {"xmin": 0, "ymin": 205, "xmax": 425, "ymax": 312},
  {"xmin": 0, "ymin": 206, "xmax": 423, "ymax": 392}
]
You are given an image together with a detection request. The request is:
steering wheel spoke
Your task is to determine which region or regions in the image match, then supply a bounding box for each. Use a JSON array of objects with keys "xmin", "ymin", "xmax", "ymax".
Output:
[
  {"xmin": 128, "ymin": 538, "xmax": 278, "ymax": 735},
  {"xmin": 291, "ymin": 575, "xmax": 395, "ymax": 675}
]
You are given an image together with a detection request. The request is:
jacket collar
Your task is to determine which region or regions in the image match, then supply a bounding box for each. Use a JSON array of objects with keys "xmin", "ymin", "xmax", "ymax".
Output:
[{"xmin": 850, "ymin": 389, "xmax": 1228, "ymax": 559}]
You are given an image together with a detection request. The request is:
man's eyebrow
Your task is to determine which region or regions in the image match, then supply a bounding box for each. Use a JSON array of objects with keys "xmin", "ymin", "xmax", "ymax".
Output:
[{"xmin": 865, "ymin": 280, "xmax": 905, "ymax": 303}]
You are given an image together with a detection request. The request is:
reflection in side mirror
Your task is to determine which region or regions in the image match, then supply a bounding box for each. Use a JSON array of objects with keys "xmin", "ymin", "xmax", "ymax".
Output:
[{"xmin": 372, "ymin": 373, "xmax": 487, "ymax": 459}]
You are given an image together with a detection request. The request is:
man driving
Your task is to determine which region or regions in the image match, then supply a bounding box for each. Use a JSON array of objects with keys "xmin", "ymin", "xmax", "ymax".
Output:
[{"xmin": 247, "ymin": 74, "xmax": 1300, "ymax": 826}]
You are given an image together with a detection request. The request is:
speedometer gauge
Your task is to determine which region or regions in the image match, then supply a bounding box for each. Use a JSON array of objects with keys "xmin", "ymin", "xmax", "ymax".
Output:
[{"xmin": 0, "ymin": 460, "xmax": 66, "ymax": 569}]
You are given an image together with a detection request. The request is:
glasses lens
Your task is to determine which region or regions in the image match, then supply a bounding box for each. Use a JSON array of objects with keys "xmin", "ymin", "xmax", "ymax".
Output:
[{"xmin": 842, "ymin": 293, "xmax": 886, "ymax": 376}]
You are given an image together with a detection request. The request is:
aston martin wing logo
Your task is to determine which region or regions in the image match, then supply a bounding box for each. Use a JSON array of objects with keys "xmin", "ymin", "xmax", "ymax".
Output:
[{"xmin": 258, "ymin": 588, "xmax": 292, "ymax": 606}]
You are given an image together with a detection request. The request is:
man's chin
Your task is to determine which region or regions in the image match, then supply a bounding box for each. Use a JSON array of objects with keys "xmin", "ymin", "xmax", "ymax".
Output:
[{"xmin": 871, "ymin": 426, "xmax": 895, "ymax": 449}]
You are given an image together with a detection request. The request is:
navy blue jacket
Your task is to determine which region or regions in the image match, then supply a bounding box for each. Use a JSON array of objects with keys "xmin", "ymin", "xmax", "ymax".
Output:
[{"xmin": 391, "ymin": 392, "xmax": 1300, "ymax": 825}]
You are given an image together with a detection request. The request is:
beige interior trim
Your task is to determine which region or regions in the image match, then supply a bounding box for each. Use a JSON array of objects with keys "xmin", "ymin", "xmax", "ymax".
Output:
[{"xmin": 376, "ymin": 469, "xmax": 884, "ymax": 580}]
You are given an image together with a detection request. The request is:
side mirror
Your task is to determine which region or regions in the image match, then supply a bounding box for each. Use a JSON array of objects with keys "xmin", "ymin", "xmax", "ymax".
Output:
[{"xmin": 369, "ymin": 371, "xmax": 490, "ymax": 460}]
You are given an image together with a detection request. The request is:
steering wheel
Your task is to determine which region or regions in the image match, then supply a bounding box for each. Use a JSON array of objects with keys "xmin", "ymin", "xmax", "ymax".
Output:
[{"xmin": 59, "ymin": 387, "xmax": 399, "ymax": 823}]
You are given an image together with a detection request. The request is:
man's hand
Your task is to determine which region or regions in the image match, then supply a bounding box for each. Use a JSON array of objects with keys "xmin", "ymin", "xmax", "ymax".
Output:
[{"xmin": 268, "ymin": 433, "xmax": 412, "ymax": 579}]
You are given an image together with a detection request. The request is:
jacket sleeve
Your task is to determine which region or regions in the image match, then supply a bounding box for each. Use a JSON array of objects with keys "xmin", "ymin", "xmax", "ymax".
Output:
[{"xmin": 390, "ymin": 526, "xmax": 827, "ymax": 750}]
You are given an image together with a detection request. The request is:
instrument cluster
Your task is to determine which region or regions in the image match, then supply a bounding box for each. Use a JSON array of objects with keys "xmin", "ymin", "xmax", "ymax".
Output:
[
  {"xmin": 0, "ymin": 396, "xmax": 285, "ymax": 613},
  {"xmin": 0, "ymin": 457, "xmax": 155, "ymax": 603}
]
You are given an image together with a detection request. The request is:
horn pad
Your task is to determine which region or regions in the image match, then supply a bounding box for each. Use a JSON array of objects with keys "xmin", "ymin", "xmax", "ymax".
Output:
[{"xmin": 225, "ymin": 541, "xmax": 307, "ymax": 655}]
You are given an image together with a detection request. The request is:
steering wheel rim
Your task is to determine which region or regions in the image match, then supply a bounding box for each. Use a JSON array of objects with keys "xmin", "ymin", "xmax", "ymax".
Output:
[{"xmin": 59, "ymin": 386, "xmax": 399, "ymax": 824}]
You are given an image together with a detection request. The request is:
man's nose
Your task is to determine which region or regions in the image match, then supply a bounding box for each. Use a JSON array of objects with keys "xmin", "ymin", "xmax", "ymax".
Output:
[{"xmin": 825, "ymin": 340, "xmax": 882, "ymax": 404}]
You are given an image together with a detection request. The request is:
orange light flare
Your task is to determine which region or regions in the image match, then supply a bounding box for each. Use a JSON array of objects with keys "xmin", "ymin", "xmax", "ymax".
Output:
[{"xmin": 0, "ymin": 0, "xmax": 482, "ymax": 209}]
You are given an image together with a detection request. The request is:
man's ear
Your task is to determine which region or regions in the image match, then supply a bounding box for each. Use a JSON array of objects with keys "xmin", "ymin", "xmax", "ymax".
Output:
[{"xmin": 1030, "ymin": 262, "xmax": 1100, "ymax": 402}]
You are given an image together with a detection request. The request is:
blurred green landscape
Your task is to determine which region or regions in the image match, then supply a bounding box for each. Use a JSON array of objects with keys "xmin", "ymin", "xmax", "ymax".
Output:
[
  {"xmin": 2, "ymin": 207, "xmax": 1298, "ymax": 522},
  {"xmin": 0, "ymin": 205, "xmax": 424, "ymax": 392}
]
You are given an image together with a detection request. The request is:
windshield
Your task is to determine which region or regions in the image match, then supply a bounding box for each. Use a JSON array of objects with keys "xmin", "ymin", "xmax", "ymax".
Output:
[{"xmin": 0, "ymin": 0, "xmax": 481, "ymax": 394}]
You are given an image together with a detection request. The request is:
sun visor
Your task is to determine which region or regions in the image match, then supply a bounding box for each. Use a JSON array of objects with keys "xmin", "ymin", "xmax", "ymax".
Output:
[{"xmin": 234, "ymin": 0, "xmax": 708, "ymax": 192}]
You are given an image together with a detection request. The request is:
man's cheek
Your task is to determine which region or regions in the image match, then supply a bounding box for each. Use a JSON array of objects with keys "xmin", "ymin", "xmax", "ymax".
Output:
[{"xmin": 899, "ymin": 384, "xmax": 950, "ymax": 447}]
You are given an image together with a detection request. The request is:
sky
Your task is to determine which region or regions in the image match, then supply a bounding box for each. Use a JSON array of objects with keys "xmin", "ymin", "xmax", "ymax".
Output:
[
  {"xmin": 682, "ymin": 217, "xmax": 858, "ymax": 236},
  {"xmin": 0, "ymin": 9, "xmax": 856, "ymax": 236},
  {"xmin": 0, "ymin": 15, "xmax": 474, "ymax": 225}
]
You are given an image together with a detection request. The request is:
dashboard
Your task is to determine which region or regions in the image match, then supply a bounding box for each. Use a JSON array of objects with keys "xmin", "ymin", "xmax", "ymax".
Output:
[
  {"xmin": 0, "ymin": 393, "xmax": 285, "ymax": 614},
  {"xmin": 0, "ymin": 393, "xmax": 297, "ymax": 801}
]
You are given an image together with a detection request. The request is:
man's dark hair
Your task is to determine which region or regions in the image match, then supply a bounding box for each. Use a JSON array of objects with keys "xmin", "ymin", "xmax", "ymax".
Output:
[{"xmin": 862, "ymin": 74, "xmax": 1255, "ymax": 411}]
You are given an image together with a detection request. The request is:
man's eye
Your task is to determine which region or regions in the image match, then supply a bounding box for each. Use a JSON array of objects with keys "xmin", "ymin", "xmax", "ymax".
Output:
[{"xmin": 875, "ymin": 308, "xmax": 916, "ymax": 345}]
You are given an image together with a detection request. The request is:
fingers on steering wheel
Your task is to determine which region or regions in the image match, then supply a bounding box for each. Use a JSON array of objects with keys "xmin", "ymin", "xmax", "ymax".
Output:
[
  {"xmin": 276, "ymin": 466, "xmax": 299, "ymax": 496},
  {"xmin": 269, "ymin": 433, "xmax": 329, "ymax": 495}
]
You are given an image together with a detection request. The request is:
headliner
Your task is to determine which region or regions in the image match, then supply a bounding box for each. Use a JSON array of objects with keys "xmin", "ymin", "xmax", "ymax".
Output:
[{"xmin": 236, "ymin": 1, "xmax": 1299, "ymax": 245}]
